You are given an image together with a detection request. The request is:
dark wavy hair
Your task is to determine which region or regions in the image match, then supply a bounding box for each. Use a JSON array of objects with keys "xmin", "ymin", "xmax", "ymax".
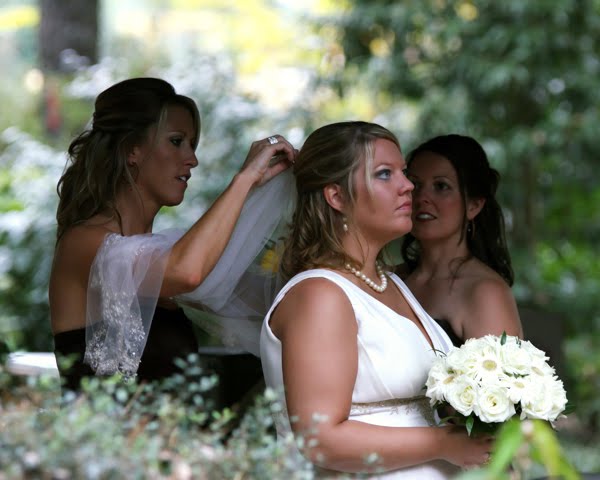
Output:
[
  {"xmin": 280, "ymin": 121, "xmax": 401, "ymax": 280},
  {"xmin": 400, "ymin": 134, "xmax": 514, "ymax": 286},
  {"xmin": 56, "ymin": 77, "xmax": 200, "ymax": 242}
]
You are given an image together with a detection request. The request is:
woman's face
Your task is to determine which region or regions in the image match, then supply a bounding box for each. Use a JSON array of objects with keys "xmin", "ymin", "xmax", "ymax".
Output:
[
  {"xmin": 350, "ymin": 138, "xmax": 414, "ymax": 245},
  {"xmin": 131, "ymin": 104, "xmax": 198, "ymax": 210},
  {"xmin": 407, "ymin": 151, "xmax": 466, "ymax": 243}
]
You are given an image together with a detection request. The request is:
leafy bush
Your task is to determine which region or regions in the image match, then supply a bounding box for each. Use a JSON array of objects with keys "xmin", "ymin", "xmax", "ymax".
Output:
[
  {"xmin": 1, "ymin": 362, "xmax": 592, "ymax": 479},
  {"xmin": 0, "ymin": 356, "xmax": 314, "ymax": 479},
  {"xmin": 0, "ymin": 127, "xmax": 64, "ymax": 352}
]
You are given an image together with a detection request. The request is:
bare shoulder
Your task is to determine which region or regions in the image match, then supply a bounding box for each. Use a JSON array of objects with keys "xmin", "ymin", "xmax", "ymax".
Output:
[
  {"xmin": 469, "ymin": 273, "xmax": 513, "ymax": 299},
  {"xmin": 55, "ymin": 224, "xmax": 115, "ymax": 266},
  {"xmin": 462, "ymin": 261, "xmax": 515, "ymax": 310},
  {"xmin": 50, "ymin": 223, "xmax": 116, "ymax": 333},
  {"xmin": 51, "ymin": 223, "xmax": 119, "ymax": 290},
  {"xmin": 270, "ymin": 276, "xmax": 356, "ymax": 340},
  {"xmin": 462, "ymin": 266, "xmax": 522, "ymax": 338}
]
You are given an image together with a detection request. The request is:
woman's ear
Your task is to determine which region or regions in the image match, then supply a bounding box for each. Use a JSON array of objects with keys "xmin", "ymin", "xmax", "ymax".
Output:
[
  {"xmin": 323, "ymin": 183, "xmax": 347, "ymax": 214},
  {"xmin": 127, "ymin": 146, "xmax": 142, "ymax": 167},
  {"xmin": 467, "ymin": 197, "xmax": 485, "ymax": 220}
]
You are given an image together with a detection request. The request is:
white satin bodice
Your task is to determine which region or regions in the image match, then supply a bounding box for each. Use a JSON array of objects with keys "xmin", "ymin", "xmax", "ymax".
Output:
[{"xmin": 260, "ymin": 269, "xmax": 460, "ymax": 479}]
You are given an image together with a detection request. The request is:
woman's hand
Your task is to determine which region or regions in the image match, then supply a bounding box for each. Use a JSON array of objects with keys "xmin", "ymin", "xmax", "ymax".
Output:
[
  {"xmin": 439, "ymin": 426, "xmax": 494, "ymax": 467},
  {"xmin": 239, "ymin": 135, "xmax": 297, "ymax": 187}
]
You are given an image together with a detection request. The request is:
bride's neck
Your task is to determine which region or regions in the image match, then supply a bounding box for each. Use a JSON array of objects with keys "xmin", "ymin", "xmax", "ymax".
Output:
[{"xmin": 341, "ymin": 235, "xmax": 382, "ymax": 278}]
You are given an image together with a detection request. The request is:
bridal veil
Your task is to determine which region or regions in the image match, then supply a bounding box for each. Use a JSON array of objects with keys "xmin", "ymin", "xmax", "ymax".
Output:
[{"xmin": 84, "ymin": 170, "xmax": 295, "ymax": 376}]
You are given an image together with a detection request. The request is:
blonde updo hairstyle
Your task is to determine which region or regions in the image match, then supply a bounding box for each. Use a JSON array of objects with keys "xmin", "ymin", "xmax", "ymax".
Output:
[{"xmin": 280, "ymin": 121, "xmax": 401, "ymax": 279}]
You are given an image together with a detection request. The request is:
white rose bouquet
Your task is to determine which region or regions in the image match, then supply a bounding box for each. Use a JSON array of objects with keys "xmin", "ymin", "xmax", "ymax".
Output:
[{"xmin": 425, "ymin": 333, "xmax": 568, "ymax": 435}]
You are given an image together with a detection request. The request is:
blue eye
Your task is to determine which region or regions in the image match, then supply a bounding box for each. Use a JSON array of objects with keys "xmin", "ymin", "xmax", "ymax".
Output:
[{"xmin": 376, "ymin": 169, "xmax": 391, "ymax": 180}]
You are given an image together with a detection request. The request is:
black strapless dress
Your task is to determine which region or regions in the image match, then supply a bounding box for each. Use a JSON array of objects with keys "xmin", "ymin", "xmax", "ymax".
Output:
[
  {"xmin": 53, "ymin": 306, "xmax": 199, "ymax": 391},
  {"xmin": 434, "ymin": 318, "xmax": 464, "ymax": 347}
]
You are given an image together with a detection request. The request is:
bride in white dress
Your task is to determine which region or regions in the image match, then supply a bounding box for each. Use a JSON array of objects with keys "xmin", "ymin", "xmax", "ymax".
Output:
[{"xmin": 260, "ymin": 121, "xmax": 492, "ymax": 478}]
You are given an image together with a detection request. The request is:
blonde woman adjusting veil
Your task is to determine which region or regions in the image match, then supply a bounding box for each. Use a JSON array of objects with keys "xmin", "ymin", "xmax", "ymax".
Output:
[{"xmin": 260, "ymin": 121, "xmax": 492, "ymax": 478}]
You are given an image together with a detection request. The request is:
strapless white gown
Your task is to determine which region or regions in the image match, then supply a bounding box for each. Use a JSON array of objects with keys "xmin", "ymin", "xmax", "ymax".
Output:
[{"xmin": 260, "ymin": 269, "xmax": 461, "ymax": 479}]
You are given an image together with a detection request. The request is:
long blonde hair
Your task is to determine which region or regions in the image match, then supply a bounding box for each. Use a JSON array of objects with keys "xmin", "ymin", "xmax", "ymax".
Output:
[
  {"xmin": 280, "ymin": 121, "xmax": 401, "ymax": 279},
  {"xmin": 56, "ymin": 77, "xmax": 200, "ymax": 242}
]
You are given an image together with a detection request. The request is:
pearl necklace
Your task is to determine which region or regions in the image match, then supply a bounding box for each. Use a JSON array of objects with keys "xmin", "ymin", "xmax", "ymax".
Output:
[{"xmin": 345, "ymin": 262, "xmax": 388, "ymax": 293}]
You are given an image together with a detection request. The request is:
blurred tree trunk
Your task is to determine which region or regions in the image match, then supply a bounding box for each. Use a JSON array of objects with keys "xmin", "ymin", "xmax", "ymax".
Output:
[{"xmin": 38, "ymin": 0, "xmax": 99, "ymax": 72}]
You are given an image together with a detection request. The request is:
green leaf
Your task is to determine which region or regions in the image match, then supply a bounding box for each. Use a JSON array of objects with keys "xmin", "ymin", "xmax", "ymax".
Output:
[
  {"xmin": 500, "ymin": 331, "xmax": 507, "ymax": 345},
  {"xmin": 562, "ymin": 402, "xmax": 576, "ymax": 416},
  {"xmin": 466, "ymin": 415, "xmax": 475, "ymax": 436},
  {"xmin": 530, "ymin": 420, "xmax": 579, "ymax": 479},
  {"xmin": 488, "ymin": 419, "xmax": 523, "ymax": 474}
]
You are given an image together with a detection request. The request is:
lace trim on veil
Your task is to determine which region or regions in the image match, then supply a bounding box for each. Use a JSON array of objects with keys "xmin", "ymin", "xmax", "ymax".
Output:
[{"xmin": 84, "ymin": 232, "xmax": 175, "ymax": 376}]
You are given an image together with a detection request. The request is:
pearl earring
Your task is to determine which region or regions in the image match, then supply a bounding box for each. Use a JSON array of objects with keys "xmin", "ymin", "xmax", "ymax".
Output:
[{"xmin": 343, "ymin": 217, "xmax": 349, "ymax": 233}]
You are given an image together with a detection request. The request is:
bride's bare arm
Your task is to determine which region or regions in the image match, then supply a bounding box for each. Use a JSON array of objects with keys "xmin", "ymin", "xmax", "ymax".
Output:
[{"xmin": 270, "ymin": 278, "xmax": 491, "ymax": 473}]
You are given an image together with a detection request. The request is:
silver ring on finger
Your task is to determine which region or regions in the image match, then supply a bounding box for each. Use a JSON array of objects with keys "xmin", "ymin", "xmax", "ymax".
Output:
[{"xmin": 267, "ymin": 136, "xmax": 279, "ymax": 145}]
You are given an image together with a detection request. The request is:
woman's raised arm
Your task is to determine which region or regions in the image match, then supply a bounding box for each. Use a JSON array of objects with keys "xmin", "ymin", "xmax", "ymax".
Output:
[{"xmin": 162, "ymin": 135, "xmax": 296, "ymax": 297}]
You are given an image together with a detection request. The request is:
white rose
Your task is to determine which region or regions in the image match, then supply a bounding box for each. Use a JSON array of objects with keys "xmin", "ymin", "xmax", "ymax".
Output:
[
  {"xmin": 445, "ymin": 376, "xmax": 477, "ymax": 417},
  {"xmin": 473, "ymin": 385, "xmax": 516, "ymax": 423},
  {"xmin": 444, "ymin": 346, "xmax": 470, "ymax": 374},
  {"xmin": 520, "ymin": 376, "xmax": 567, "ymax": 421},
  {"xmin": 446, "ymin": 342, "xmax": 481, "ymax": 378},
  {"xmin": 500, "ymin": 341, "xmax": 533, "ymax": 376}
]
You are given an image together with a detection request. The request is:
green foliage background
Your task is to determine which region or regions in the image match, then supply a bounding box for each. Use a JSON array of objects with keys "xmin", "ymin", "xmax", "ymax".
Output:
[{"xmin": 326, "ymin": 0, "xmax": 600, "ymax": 429}]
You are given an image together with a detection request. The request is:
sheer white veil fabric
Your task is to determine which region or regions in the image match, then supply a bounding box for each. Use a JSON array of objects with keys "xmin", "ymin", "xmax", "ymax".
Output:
[{"xmin": 84, "ymin": 170, "xmax": 295, "ymax": 376}]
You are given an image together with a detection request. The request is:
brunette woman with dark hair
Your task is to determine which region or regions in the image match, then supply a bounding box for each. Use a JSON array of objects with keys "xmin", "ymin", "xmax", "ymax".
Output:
[{"xmin": 400, "ymin": 134, "xmax": 522, "ymax": 346}]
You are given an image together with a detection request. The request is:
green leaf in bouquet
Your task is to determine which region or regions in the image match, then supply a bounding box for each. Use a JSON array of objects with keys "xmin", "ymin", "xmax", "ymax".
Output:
[
  {"xmin": 466, "ymin": 415, "xmax": 475, "ymax": 436},
  {"xmin": 500, "ymin": 331, "xmax": 507, "ymax": 345},
  {"xmin": 562, "ymin": 402, "xmax": 576, "ymax": 416}
]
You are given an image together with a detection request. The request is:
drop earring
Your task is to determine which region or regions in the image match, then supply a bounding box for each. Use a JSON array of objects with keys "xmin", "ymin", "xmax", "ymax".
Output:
[
  {"xmin": 467, "ymin": 220, "xmax": 475, "ymax": 239},
  {"xmin": 343, "ymin": 216, "xmax": 349, "ymax": 233}
]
